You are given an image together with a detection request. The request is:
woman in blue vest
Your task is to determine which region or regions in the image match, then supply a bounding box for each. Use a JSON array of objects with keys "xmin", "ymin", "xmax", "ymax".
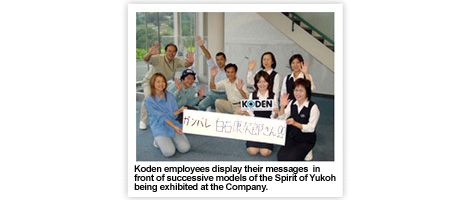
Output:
[
  {"xmin": 280, "ymin": 54, "xmax": 315, "ymax": 101},
  {"xmin": 277, "ymin": 78, "xmax": 320, "ymax": 161},
  {"xmin": 239, "ymin": 71, "xmax": 279, "ymax": 156},
  {"xmin": 247, "ymin": 52, "xmax": 280, "ymax": 99},
  {"xmin": 145, "ymin": 73, "xmax": 190, "ymax": 157}
]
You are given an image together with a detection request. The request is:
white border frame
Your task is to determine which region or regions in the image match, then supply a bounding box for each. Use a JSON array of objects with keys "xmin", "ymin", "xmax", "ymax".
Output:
[{"xmin": 128, "ymin": 4, "xmax": 343, "ymax": 197}]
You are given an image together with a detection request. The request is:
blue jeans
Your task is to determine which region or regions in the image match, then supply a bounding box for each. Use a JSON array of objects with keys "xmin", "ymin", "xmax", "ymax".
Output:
[{"xmin": 198, "ymin": 91, "xmax": 227, "ymax": 110}]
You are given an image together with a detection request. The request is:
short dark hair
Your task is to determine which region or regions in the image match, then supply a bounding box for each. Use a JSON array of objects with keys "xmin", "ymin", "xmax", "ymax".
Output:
[
  {"xmin": 216, "ymin": 52, "xmax": 226, "ymax": 59},
  {"xmin": 289, "ymin": 54, "xmax": 304, "ymax": 67},
  {"xmin": 293, "ymin": 78, "xmax": 311, "ymax": 99},
  {"xmin": 224, "ymin": 63, "xmax": 238, "ymax": 72},
  {"xmin": 261, "ymin": 52, "xmax": 276, "ymax": 69},
  {"xmin": 254, "ymin": 70, "xmax": 272, "ymax": 93},
  {"xmin": 165, "ymin": 44, "xmax": 178, "ymax": 51}
]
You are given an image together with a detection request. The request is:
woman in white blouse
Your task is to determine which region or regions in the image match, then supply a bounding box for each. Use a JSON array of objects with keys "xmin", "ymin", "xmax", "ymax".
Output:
[
  {"xmin": 277, "ymin": 78, "xmax": 320, "ymax": 161},
  {"xmin": 247, "ymin": 52, "xmax": 280, "ymax": 99},
  {"xmin": 280, "ymin": 54, "xmax": 315, "ymax": 101}
]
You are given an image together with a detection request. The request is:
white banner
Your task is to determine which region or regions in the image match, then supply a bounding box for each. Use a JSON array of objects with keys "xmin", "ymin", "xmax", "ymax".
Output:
[{"xmin": 182, "ymin": 110, "xmax": 286, "ymax": 145}]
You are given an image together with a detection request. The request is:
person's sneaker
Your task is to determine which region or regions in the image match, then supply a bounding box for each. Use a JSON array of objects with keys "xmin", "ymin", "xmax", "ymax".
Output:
[
  {"xmin": 304, "ymin": 150, "xmax": 313, "ymax": 161},
  {"xmin": 153, "ymin": 140, "xmax": 159, "ymax": 148},
  {"xmin": 139, "ymin": 121, "xmax": 147, "ymax": 130}
]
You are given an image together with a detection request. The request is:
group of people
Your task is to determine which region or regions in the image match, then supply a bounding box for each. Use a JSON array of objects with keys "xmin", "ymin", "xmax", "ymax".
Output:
[{"xmin": 139, "ymin": 36, "xmax": 320, "ymax": 161}]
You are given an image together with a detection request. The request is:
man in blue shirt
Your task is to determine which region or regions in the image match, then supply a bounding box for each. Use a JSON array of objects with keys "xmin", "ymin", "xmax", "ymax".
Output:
[
  {"xmin": 167, "ymin": 69, "xmax": 205, "ymax": 123},
  {"xmin": 196, "ymin": 35, "xmax": 228, "ymax": 111}
]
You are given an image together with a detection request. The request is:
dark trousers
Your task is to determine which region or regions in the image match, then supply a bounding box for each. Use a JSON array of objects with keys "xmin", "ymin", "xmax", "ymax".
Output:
[{"xmin": 277, "ymin": 137, "xmax": 314, "ymax": 161}]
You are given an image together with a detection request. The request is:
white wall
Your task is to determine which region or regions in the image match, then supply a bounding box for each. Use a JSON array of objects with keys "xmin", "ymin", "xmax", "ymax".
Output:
[{"xmin": 224, "ymin": 12, "xmax": 334, "ymax": 95}]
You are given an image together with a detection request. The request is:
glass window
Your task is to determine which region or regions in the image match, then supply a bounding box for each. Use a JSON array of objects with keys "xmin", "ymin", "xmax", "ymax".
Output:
[
  {"xmin": 136, "ymin": 12, "xmax": 198, "ymax": 89},
  {"xmin": 181, "ymin": 12, "xmax": 196, "ymax": 56},
  {"xmin": 136, "ymin": 12, "xmax": 175, "ymax": 85}
]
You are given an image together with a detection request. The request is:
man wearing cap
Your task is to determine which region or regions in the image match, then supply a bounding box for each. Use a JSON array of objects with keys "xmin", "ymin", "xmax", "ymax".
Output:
[
  {"xmin": 167, "ymin": 69, "xmax": 205, "ymax": 123},
  {"xmin": 140, "ymin": 43, "xmax": 194, "ymax": 130},
  {"xmin": 168, "ymin": 69, "xmax": 205, "ymax": 109}
]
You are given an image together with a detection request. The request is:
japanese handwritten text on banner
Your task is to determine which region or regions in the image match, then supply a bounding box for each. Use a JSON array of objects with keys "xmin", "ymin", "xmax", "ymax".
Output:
[{"xmin": 182, "ymin": 110, "xmax": 286, "ymax": 145}]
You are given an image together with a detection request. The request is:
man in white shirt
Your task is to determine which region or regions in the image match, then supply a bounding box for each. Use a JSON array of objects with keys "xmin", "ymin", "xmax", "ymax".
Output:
[{"xmin": 210, "ymin": 63, "xmax": 249, "ymax": 114}]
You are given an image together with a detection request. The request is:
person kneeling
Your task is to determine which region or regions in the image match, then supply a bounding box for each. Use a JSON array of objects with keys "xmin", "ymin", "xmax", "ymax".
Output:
[
  {"xmin": 277, "ymin": 79, "xmax": 320, "ymax": 161},
  {"xmin": 238, "ymin": 71, "xmax": 278, "ymax": 157},
  {"xmin": 145, "ymin": 73, "xmax": 190, "ymax": 157}
]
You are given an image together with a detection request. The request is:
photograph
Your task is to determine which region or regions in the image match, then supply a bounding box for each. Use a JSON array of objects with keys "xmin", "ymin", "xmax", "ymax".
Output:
[{"xmin": 134, "ymin": 11, "xmax": 336, "ymax": 161}]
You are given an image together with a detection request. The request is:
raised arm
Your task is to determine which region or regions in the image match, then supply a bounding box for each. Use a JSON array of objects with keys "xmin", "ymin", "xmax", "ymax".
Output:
[
  {"xmin": 174, "ymin": 78, "xmax": 182, "ymax": 94},
  {"xmin": 246, "ymin": 59, "xmax": 257, "ymax": 85},
  {"xmin": 280, "ymin": 75, "xmax": 288, "ymax": 98},
  {"xmin": 301, "ymin": 61, "xmax": 313, "ymax": 84},
  {"xmin": 301, "ymin": 61, "xmax": 316, "ymax": 92},
  {"xmin": 236, "ymin": 79, "xmax": 248, "ymax": 99},
  {"xmin": 143, "ymin": 43, "xmax": 160, "ymax": 62},
  {"xmin": 197, "ymin": 35, "xmax": 211, "ymax": 60},
  {"xmin": 278, "ymin": 93, "xmax": 290, "ymax": 118},
  {"xmin": 184, "ymin": 52, "xmax": 194, "ymax": 67},
  {"xmin": 209, "ymin": 66, "xmax": 218, "ymax": 90}
]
